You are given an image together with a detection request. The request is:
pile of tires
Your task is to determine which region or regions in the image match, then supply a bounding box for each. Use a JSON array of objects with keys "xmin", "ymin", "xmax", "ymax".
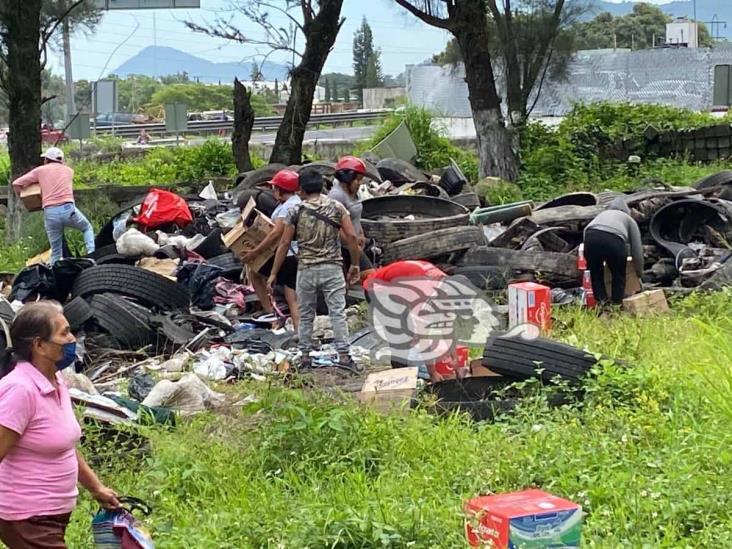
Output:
[{"xmin": 66, "ymin": 264, "xmax": 191, "ymax": 351}]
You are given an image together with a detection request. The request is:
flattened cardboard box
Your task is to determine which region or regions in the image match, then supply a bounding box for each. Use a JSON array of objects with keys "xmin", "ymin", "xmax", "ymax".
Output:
[
  {"xmin": 604, "ymin": 257, "xmax": 641, "ymax": 298},
  {"xmin": 20, "ymin": 184, "xmax": 42, "ymax": 212},
  {"xmin": 623, "ymin": 289, "xmax": 669, "ymax": 315},
  {"xmin": 358, "ymin": 367, "xmax": 418, "ymax": 413},
  {"xmin": 222, "ymin": 197, "xmax": 276, "ymax": 272}
]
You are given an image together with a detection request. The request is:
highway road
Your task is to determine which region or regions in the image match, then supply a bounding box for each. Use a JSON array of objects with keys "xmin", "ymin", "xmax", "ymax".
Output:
[{"xmin": 250, "ymin": 125, "xmax": 378, "ymax": 144}]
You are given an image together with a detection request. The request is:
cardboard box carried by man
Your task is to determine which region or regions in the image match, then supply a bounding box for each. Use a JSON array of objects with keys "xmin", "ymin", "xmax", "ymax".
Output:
[{"xmin": 221, "ymin": 197, "xmax": 277, "ymax": 272}]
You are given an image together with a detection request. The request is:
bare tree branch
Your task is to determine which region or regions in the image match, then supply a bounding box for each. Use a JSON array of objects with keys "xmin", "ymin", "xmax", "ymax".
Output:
[{"xmin": 393, "ymin": 0, "xmax": 450, "ymax": 30}]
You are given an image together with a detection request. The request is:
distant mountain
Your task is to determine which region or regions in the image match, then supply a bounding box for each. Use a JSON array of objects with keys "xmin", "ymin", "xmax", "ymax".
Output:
[
  {"xmin": 112, "ymin": 46, "xmax": 290, "ymax": 83},
  {"xmin": 587, "ymin": 1, "xmax": 732, "ymax": 39}
]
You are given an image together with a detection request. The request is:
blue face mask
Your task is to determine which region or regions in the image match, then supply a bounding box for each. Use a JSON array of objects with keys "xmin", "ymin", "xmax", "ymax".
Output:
[{"xmin": 55, "ymin": 342, "xmax": 77, "ymax": 371}]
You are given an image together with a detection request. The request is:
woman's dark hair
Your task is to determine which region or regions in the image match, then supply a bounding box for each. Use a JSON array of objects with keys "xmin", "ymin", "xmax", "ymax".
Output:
[
  {"xmin": 335, "ymin": 169, "xmax": 359, "ymax": 185},
  {"xmin": 0, "ymin": 301, "xmax": 63, "ymax": 379}
]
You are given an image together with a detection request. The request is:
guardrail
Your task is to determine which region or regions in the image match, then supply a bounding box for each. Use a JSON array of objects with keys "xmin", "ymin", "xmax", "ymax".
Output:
[{"xmin": 94, "ymin": 110, "xmax": 390, "ymax": 138}]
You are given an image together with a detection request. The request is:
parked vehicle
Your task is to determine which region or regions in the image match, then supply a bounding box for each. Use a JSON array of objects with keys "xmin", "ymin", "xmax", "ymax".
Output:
[{"xmin": 94, "ymin": 112, "xmax": 147, "ymax": 127}]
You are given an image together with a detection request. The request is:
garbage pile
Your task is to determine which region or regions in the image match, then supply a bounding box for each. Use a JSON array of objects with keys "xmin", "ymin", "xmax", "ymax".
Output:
[
  {"xmin": 5, "ymin": 145, "xmax": 731, "ymax": 424},
  {"xmin": 349, "ymin": 163, "xmax": 732, "ymax": 294}
]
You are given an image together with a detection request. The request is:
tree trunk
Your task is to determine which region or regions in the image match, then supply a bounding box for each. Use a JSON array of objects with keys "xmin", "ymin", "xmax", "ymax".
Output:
[
  {"xmin": 269, "ymin": 0, "xmax": 344, "ymax": 165},
  {"xmin": 232, "ymin": 78, "xmax": 255, "ymax": 172},
  {"xmin": 3, "ymin": 0, "xmax": 43, "ymax": 242},
  {"xmin": 448, "ymin": 1, "xmax": 518, "ymax": 181}
]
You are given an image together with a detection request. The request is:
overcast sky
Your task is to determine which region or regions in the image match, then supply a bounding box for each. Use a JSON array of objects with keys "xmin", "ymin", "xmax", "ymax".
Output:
[{"xmin": 48, "ymin": 0, "xmax": 683, "ymax": 82}]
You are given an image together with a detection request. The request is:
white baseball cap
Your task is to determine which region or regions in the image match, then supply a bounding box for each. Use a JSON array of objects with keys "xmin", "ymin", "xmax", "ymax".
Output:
[{"xmin": 41, "ymin": 147, "xmax": 64, "ymax": 162}]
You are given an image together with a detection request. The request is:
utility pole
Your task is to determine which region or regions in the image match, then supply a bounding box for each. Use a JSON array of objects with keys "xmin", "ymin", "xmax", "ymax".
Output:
[
  {"xmin": 153, "ymin": 10, "xmax": 158, "ymax": 78},
  {"xmin": 62, "ymin": 18, "xmax": 76, "ymax": 121}
]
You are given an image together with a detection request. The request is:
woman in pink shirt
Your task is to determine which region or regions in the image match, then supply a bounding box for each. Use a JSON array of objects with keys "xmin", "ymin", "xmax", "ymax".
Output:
[
  {"xmin": 12, "ymin": 147, "xmax": 96, "ymax": 264},
  {"xmin": 0, "ymin": 301, "xmax": 119, "ymax": 548}
]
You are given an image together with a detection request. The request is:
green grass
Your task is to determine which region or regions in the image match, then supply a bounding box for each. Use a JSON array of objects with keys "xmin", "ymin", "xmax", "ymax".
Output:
[{"xmin": 62, "ymin": 291, "xmax": 732, "ymax": 547}]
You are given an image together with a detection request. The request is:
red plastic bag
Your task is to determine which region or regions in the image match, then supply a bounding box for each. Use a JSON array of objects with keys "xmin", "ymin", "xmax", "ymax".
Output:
[
  {"xmin": 362, "ymin": 260, "xmax": 446, "ymax": 291},
  {"xmin": 133, "ymin": 189, "xmax": 192, "ymax": 230}
]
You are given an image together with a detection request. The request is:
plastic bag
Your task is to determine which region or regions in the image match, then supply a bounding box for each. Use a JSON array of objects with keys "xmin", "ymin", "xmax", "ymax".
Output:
[
  {"xmin": 128, "ymin": 373, "xmax": 156, "ymax": 402},
  {"xmin": 215, "ymin": 209, "xmax": 242, "ymax": 230},
  {"xmin": 92, "ymin": 496, "xmax": 154, "ymax": 549},
  {"xmin": 141, "ymin": 373, "xmax": 225, "ymax": 415},
  {"xmin": 133, "ymin": 189, "xmax": 193, "ymax": 230},
  {"xmin": 112, "ymin": 212, "xmax": 132, "ymax": 242},
  {"xmin": 116, "ymin": 229, "xmax": 159, "ymax": 257}
]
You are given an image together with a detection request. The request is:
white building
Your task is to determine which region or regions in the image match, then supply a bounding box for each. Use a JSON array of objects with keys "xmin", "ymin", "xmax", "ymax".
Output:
[{"xmin": 666, "ymin": 18, "xmax": 699, "ymax": 48}]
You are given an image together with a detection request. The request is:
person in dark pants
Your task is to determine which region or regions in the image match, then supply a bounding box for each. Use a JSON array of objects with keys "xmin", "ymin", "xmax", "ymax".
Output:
[{"xmin": 583, "ymin": 197, "xmax": 644, "ymax": 305}]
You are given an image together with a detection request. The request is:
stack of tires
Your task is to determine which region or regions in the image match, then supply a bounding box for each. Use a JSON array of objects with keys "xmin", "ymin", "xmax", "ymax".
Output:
[{"xmin": 65, "ymin": 264, "xmax": 191, "ymax": 351}]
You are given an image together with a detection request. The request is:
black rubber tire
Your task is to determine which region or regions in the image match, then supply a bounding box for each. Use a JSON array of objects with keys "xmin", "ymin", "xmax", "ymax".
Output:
[
  {"xmin": 694, "ymin": 170, "xmax": 732, "ymax": 190},
  {"xmin": 207, "ymin": 252, "xmax": 243, "ymax": 273},
  {"xmin": 361, "ymin": 195, "xmax": 470, "ymax": 245},
  {"xmin": 381, "ymin": 226, "xmax": 486, "ymax": 264},
  {"xmin": 192, "ymin": 228, "xmax": 227, "ymax": 259},
  {"xmin": 448, "ymin": 265, "xmax": 510, "ymax": 290},
  {"xmin": 88, "ymin": 244, "xmax": 118, "ymax": 260},
  {"xmin": 96, "ymin": 254, "xmax": 140, "ymax": 266},
  {"xmin": 451, "ymin": 192, "xmax": 480, "ymax": 210},
  {"xmin": 72, "ymin": 264, "xmax": 190, "ymax": 311},
  {"xmin": 89, "ymin": 294, "xmax": 155, "ymax": 349},
  {"xmin": 483, "ymin": 335, "xmax": 599, "ymax": 383},
  {"xmin": 63, "ymin": 297, "xmax": 93, "ymax": 331}
]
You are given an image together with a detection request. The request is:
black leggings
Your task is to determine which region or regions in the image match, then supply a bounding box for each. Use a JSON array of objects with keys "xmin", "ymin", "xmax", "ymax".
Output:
[{"xmin": 585, "ymin": 229, "xmax": 627, "ymax": 304}]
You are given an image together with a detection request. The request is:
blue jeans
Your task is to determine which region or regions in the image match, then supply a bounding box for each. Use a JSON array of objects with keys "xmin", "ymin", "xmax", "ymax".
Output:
[
  {"xmin": 44, "ymin": 203, "xmax": 95, "ymax": 264},
  {"xmin": 296, "ymin": 262, "xmax": 349, "ymax": 355}
]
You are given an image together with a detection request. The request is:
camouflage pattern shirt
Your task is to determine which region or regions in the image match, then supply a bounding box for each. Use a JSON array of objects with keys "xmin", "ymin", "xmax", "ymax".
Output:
[{"xmin": 285, "ymin": 195, "xmax": 349, "ymax": 267}]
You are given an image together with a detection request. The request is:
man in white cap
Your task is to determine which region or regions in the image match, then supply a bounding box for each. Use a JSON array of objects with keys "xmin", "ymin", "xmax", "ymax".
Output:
[{"xmin": 11, "ymin": 147, "xmax": 95, "ymax": 263}]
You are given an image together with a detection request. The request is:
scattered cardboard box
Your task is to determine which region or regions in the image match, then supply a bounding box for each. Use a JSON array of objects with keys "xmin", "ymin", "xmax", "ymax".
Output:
[
  {"xmin": 508, "ymin": 282, "xmax": 552, "ymax": 333},
  {"xmin": 465, "ymin": 489, "xmax": 583, "ymax": 548},
  {"xmin": 604, "ymin": 257, "xmax": 642, "ymax": 298},
  {"xmin": 19, "ymin": 184, "xmax": 43, "ymax": 212},
  {"xmin": 358, "ymin": 367, "xmax": 418, "ymax": 413},
  {"xmin": 221, "ymin": 197, "xmax": 276, "ymax": 272},
  {"xmin": 470, "ymin": 358, "xmax": 501, "ymax": 377},
  {"xmin": 623, "ymin": 289, "xmax": 669, "ymax": 315},
  {"xmin": 26, "ymin": 249, "xmax": 51, "ymax": 267},
  {"xmin": 137, "ymin": 257, "xmax": 179, "ymax": 281}
]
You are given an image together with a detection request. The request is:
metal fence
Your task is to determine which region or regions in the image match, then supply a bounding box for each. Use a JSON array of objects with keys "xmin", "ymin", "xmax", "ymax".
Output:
[{"xmin": 407, "ymin": 45, "xmax": 732, "ymax": 117}]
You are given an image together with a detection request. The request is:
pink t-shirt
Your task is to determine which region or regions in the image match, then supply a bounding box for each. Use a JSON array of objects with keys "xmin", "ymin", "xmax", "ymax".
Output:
[
  {"xmin": 0, "ymin": 361, "xmax": 82, "ymax": 520},
  {"xmin": 12, "ymin": 162, "xmax": 75, "ymax": 208}
]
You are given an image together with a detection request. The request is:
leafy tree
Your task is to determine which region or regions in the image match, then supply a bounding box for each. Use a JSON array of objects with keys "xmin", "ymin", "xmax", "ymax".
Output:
[
  {"xmin": 573, "ymin": 4, "xmax": 713, "ymax": 50},
  {"xmin": 365, "ymin": 52, "xmax": 383, "ymax": 88},
  {"xmin": 186, "ymin": 0, "xmax": 345, "ymax": 165},
  {"xmin": 320, "ymin": 72, "xmax": 355, "ymax": 94},
  {"xmin": 160, "ymin": 72, "xmax": 190, "ymax": 84},
  {"xmin": 324, "ymin": 77, "xmax": 331, "ymax": 101},
  {"xmin": 353, "ymin": 17, "xmax": 382, "ymax": 101},
  {"xmin": 432, "ymin": 38, "xmax": 461, "ymax": 64}
]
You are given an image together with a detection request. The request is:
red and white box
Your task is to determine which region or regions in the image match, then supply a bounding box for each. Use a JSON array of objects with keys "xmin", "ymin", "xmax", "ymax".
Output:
[
  {"xmin": 508, "ymin": 282, "xmax": 552, "ymax": 333},
  {"xmin": 464, "ymin": 489, "xmax": 583, "ymax": 548}
]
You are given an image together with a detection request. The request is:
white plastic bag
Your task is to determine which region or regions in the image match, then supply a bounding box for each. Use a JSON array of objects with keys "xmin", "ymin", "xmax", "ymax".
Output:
[
  {"xmin": 116, "ymin": 228, "xmax": 159, "ymax": 257},
  {"xmin": 142, "ymin": 373, "xmax": 225, "ymax": 415}
]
